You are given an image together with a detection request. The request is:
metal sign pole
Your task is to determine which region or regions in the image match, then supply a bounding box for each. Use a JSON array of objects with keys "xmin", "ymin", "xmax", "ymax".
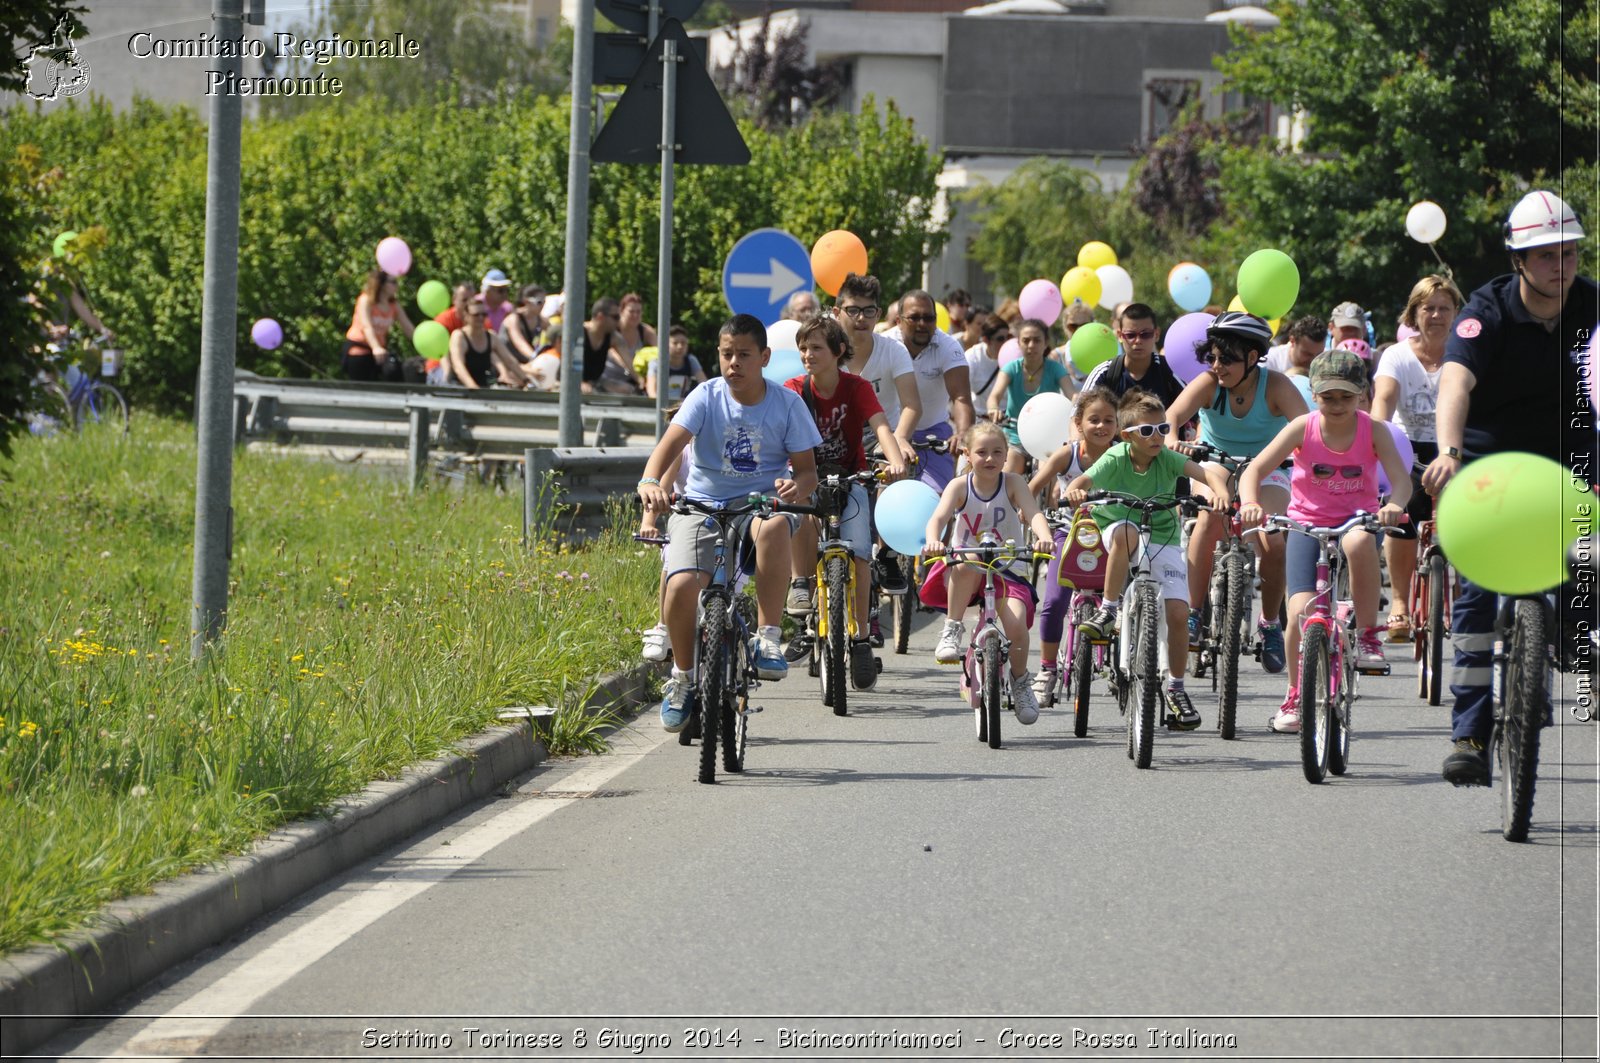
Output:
[
  {"xmin": 558, "ymin": 0, "xmax": 596, "ymax": 447},
  {"xmin": 654, "ymin": 34, "xmax": 678, "ymax": 438},
  {"xmin": 190, "ymin": 0, "xmax": 244, "ymax": 657}
]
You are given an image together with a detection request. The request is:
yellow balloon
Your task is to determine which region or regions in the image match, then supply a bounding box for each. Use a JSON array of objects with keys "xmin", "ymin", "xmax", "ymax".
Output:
[
  {"xmin": 1060, "ymin": 266, "xmax": 1103, "ymax": 308},
  {"xmin": 1268, "ymin": 317, "xmax": 1282, "ymax": 336},
  {"xmin": 1078, "ymin": 241, "xmax": 1118, "ymax": 271},
  {"xmin": 1228, "ymin": 294, "xmax": 1246, "ymax": 312},
  {"xmin": 935, "ymin": 301, "xmax": 951, "ymax": 333}
]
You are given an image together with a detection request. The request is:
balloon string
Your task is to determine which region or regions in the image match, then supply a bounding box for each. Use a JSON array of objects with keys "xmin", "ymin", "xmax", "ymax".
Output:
[{"xmin": 1426, "ymin": 241, "xmax": 1453, "ymax": 279}]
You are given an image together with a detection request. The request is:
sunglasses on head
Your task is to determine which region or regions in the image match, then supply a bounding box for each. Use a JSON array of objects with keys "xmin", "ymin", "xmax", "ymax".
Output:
[
  {"xmin": 1311, "ymin": 463, "xmax": 1365, "ymax": 480},
  {"xmin": 1123, "ymin": 422, "xmax": 1172, "ymax": 438}
]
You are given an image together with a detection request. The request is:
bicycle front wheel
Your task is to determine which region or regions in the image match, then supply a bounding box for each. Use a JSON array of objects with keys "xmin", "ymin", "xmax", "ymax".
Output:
[
  {"xmin": 825, "ymin": 554, "xmax": 850, "ymax": 716},
  {"xmin": 1299, "ymin": 626, "xmax": 1332, "ymax": 783},
  {"xmin": 1425, "ymin": 553, "xmax": 1446, "ymax": 705},
  {"xmin": 1129, "ymin": 585, "xmax": 1159, "ymax": 769},
  {"xmin": 982, "ymin": 627, "xmax": 1003, "ymax": 750},
  {"xmin": 893, "ymin": 554, "xmax": 915, "ymax": 654},
  {"xmin": 1216, "ymin": 547, "xmax": 1248, "ymax": 740},
  {"xmin": 1071, "ymin": 603, "xmax": 1094, "ymax": 739},
  {"xmin": 697, "ymin": 596, "xmax": 728, "ymax": 784},
  {"xmin": 1499, "ymin": 598, "xmax": 1547, "ymax": 841},
  {"xmin": 78, "ymin": 380, "xmax": 129, "ymax": 436}
]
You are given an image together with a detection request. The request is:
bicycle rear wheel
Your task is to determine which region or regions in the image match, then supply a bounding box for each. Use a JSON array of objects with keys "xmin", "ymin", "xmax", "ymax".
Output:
[
  {"xmin": 1425, "ymin": 553, "xmax": 1446, "ymax": 705},
  {"xmin": 1071, "ymin": 607, "xmax": 1094, "ymax": 739},
  {"xmin": 1299, "ymin": 626, "xmax": 1331, "ymax": 783},
  {"xmin": 1499, "ymin": 598, "xmax": 1546, "ymax": 841},
  {"xmin": 825, "ymin": 554, "xmax": 850, "ymax": 716},
  {"xmin": 1129, "ymin": 585, "xmax": 1159, "ymax": 769},
  {"xmin": 982, "ymin": 627, "xmax": 1003, "ymax": 750},
  {"xmin": 1216, "ymin": 547, "xmax": 1247, "ymax": 740},
  {"xmin": 1330, "ymin": 635, "xmax": 1353, "ymax": 776},
  {"xmin": 79, "ymin": 381, "xmax": 129, "ymax": 436},
  {"xmin": 697, "ymin": 596, "xmax": 728, "ymax": 784},
  {"xmin": 892, "ymin": 555, "xmax": 915, "ymax": 655}
]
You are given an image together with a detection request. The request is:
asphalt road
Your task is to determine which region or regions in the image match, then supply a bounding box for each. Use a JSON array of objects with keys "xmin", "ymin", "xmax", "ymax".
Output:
[{"xmin": 37, "ymin": 608, "xmax": 1600, "ymax": 1063}]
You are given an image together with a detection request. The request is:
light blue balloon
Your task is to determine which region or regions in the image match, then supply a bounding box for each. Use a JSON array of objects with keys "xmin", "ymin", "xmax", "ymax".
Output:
[
  {"xmin": 1168, "ymin": 263, "xmax": 1213, "ymax": 313},
  {"xmin": 762, "ymin": 347, "xmax": 805, "ymax": 384},
  {"xmin": 874, "ymin": 479, "xmax": 942, "ymax": 555}
]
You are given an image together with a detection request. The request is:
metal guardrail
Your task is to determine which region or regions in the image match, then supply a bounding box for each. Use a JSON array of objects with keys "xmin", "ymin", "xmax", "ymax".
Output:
[
  {"xmin": 523, "ymin": 445, "xmax": 653, "ymax": 541},
  {"xmin": 232, "ymin": 372, "xmax": 659, "ymax": 490}
]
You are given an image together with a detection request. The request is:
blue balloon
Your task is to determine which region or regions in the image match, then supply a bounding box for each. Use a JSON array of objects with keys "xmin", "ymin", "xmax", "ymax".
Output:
[
  {"xmin": 762, "ymin": 347, "xmax": 805, "ymax": 384},
  {"xmin": 1168, "ymin": 262, "xmax": 1213, "ymax": 313},
  {"xmin": 874, "ymin": 479, "xmax": 942, "ymax": 555}
]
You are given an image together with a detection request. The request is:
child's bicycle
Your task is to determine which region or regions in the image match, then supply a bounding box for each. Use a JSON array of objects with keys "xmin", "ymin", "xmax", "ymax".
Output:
[
  {"xmin": 932, "ymin": 535, "xmax": 1051, "ymax": 749},
  {"xmin": 1406, "ymin": 468, "xmax": 1453, "ymax": 706},
  {"xmin": 776, "ymin": 469, "xmax": 883, "ymax": 717},
  {"xmin": 654, "ymin": 494, "xmax": 777, "ymax": 784},
  {"xmin": 1077, "ymin": 490, "xmax": 1205, "ymax": 768},
  {"xmin": 1184, "ymin": 443, "xmax": 1266, "ymax": 739},
  {"xmin": 1040, "ymin": 505, "xmax": 1109, "ymax": 737},
  {"xmin": 1263, "ymin": 512, "xmax": 1393, "ymax": 784}
]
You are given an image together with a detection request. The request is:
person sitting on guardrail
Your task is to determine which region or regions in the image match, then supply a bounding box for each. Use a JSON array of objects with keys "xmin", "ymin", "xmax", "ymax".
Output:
[
  {"xmin": 580, "ymin": 298, "xmax": 643, "ymax": 395},
  {"xmin": 635, "ymin": 314, "xmax": 823, "ymax": 732},
  {"xmin": 448, "ymin": 296, "xmax": 529, "ymax": 390},
  {"xmin": 343, "ymin": 269, "xmax": 416, "ymax": 383},
  {"xmin": 481, "ymin": 269, "xmax": 514, "ymax": 331},
  {"xmin": 502, "ymin": 284, "xmax": 549, "ymax": 370}
]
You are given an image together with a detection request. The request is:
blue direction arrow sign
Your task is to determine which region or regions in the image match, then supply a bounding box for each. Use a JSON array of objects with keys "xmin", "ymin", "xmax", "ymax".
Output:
[{"xmin": 721, "ymin": 228, "xmax": 814, "ymax": 327}]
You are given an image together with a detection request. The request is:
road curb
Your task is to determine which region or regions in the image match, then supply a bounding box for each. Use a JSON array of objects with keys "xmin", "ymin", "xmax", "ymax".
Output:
[{"xmin": 0, "ymin": 664, "xmax": 659, "ymax": 1058}]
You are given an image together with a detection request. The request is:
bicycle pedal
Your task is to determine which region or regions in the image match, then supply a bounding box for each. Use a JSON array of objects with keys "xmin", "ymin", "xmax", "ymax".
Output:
[
  {"xmin": 1355, "ymin": 663, "xmax": 1391, "ymax": 676},
  {"xmin": 740, "ymin": 703, "xmax": 763, "ymax": 716}
]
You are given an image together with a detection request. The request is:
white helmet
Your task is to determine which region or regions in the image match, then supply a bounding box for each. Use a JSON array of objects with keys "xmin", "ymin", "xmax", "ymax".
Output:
[{"xmin": 1504, "ymin": 191, "xmax": 1585, "ymax": 251}]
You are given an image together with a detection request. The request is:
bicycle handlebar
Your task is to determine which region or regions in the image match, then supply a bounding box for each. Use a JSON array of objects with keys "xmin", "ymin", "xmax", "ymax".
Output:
[
  {"xmin": 1263, "ymin": 511, "xmax": 1401, "ymax": 540},
  {"xmin": 1080, "ymin": 489, "xmax": 1206, "ymax": 517}
]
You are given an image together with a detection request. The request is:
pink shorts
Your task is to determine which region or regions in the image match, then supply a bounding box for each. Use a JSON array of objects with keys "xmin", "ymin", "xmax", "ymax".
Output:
[{"xmin": 918, "ymin": 558, "xmax": 1038, "ymax": 627}]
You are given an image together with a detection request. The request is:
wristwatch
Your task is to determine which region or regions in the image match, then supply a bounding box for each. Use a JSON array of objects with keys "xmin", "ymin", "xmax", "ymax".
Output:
[{"xmin": 1442, "ymin": 446, "xmax": 1463, "ymax": 461}]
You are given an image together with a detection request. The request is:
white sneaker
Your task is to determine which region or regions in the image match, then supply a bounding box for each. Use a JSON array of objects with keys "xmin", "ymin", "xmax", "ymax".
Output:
[
  {"xmin": 1269, "ymin": 688, "xmax": 1301, "ymax": 733},
  {"xmin": 641, "ymin": 624, "xmax": 669, "ymax": 663},
  {"xmin": 1033, "ymin": 663, "xmax": 1059, "ymax": 700},
  {"xmin": 1011, "ymin": 671, "xmax": 1040, "ymax": 724},
  {"xmin": 934, "ymin": 620, "xmax": 965, "ymax": 663}
]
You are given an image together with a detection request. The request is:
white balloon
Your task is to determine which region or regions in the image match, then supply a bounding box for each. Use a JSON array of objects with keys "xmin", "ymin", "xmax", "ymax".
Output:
[
  {"xmin": 1016, "ymin": 392, "xmax": 1076, "ymax": 460},
  {"xmin": 1406, "ymin": 200, "xmax": 1447, "ymax": 244},
  {"xmin": 1095, "ymin": 264, "xmax": 1134, "ymax": 310},
  {"xmin": 766, "ymin": 319, "xmax": 802, "ymax": 350}
]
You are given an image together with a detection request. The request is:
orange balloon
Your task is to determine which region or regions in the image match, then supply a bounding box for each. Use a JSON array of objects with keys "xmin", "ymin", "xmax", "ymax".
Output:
[{"xmin": 811, "ymin": 230, "xmax": 869, "ymax": 296}]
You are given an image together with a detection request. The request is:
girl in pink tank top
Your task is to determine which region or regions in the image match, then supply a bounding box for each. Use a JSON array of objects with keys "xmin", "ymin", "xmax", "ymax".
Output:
[{"xmin": 1237, "ymin": 352, "xmax": 1412, "ymax": 733}]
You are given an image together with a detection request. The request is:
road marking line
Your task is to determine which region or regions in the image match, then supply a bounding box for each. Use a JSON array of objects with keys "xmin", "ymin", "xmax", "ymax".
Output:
[{"xmin": 99, "ymin": 733, "xmax": 666, "ymax": 1060}]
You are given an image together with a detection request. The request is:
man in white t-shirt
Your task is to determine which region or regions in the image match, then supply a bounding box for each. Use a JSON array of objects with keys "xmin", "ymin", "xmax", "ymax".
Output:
[
  {"xmin": 1264, "ymin": 315, "xmax": 1327, "ymax": 375},
  {"xmin": 890, "ymin": 288, "xmax": 974, "ymax": 492},
  {"xmin": 833, "ymin": 273, "xmax": 920, "ymax": 445}
]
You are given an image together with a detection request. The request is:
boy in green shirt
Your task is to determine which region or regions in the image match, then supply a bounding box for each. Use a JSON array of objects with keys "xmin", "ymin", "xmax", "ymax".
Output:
[{"xmin": 1063, "ymin": 388, "xmax": 1231, "ymax": 729}]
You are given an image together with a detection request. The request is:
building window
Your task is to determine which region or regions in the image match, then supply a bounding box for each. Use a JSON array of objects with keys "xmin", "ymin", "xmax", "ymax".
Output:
[
  {"xmin": 1144, "ymin": 77, "xmax": 1200, "ymax": 142},
  {"xmin": 535, "ymin": 17, "xmax": 551, "ymax": 46}
]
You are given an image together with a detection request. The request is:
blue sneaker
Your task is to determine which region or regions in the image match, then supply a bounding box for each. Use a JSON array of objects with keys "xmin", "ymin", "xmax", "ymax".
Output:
[
  {"xmin": 1259, "ymin": 621, "xmax": 1286, "ymax": 674},
  {"xmin": 752, "ymin": 629, "xmax": 788, "ymax": 680},
  {"xmin": 660, "ymin": 674, "xmax": 696, "ymax": 733}
]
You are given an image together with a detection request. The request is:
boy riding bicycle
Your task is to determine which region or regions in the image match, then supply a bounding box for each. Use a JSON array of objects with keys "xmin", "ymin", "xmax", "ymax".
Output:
[
  {"xmin": 636, "ymin": 315, "xmax": 822, "ymax": 732},
  {"xmin": 1065, "ymin": 389, "xmax": 1232, "ymax": 730}
]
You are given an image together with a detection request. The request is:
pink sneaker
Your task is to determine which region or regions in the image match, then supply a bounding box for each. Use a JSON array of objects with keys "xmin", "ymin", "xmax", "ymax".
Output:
[
  {"xmin": 1357, "ymin": 627, "xmax": 1387, "ymax": 669},
  {"xmin": 1270, "ymin": 688, "xmax": 1301, "ymax": 733}
]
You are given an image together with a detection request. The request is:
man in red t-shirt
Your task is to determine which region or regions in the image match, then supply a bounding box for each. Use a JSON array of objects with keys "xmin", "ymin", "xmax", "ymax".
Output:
[
  {"xmin": 426, "ymin": 282, "xmax": 475, "ymax": 383},
  {"xmin": 783, "ymin": 314, "xmax": 909, "ymax": 688}
]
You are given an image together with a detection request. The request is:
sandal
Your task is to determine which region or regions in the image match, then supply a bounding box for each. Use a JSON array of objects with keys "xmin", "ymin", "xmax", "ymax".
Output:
[{"xmin": 1386, "ymin": 613, "xmax": 1413, "ymax": 643}]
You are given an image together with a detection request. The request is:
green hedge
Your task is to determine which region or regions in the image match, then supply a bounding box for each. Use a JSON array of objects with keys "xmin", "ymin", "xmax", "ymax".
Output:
[{"xmin": 2, "ymin": 92, "xmax": 945, "ymax": 414}]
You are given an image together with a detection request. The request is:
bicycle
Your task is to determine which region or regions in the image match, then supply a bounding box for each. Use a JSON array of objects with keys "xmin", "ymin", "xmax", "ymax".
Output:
[
  {"xmin": 1185, "ymin": 443, "xmax": 1266, "ymax": 740},
  {"xmin": 1076, "ymin": 490, "xmax": 1204, "ymax": 767},
  {"xmin": 656, "ymin": 495, "xmax": 776, "ymax": 784},
  {"xmin": 44, "ymin": 332, "xmax": 129, "ymax": 436},
  {"xmin": 933, "ymin": 535, "xmax": 1052, "ymax": 749},
  {"xmin": 1406, "ymin": 472, "xmax": 1453, "ymax": 706},
  {"xmin": 776, "ymin": 469, "xmax": 883, "ymax": 717},
  {"xmin": 1040, "ymin": 505, "xmax": 1108, "ymax": 737},
  {"xmin": 1263, "ymin": 512, "xmax": 1391, "ymax": 784}
]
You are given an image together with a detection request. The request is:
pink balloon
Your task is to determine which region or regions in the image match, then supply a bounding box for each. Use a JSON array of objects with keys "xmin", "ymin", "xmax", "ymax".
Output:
[
  {"xmin": 1377, "ymin": 420, "xmax": 1416, "ymax": 494},
  {"xmin": 250, "ymin": 317, "xmax": 282, "ymax": 350},
  {"xmin": 1162, "ymin": 312, "xmax": 1216, "ymax": 384},
  {"xmin": 1395, "ymin": 323, "xmax": 1419, "ymax": 342},
  {"xmin": 375, "ymin": 236, "xmax": 412, "ymax": 276},
  {"xmin": 1018, "ymin": 278, "xmax": 1063, "ymax": 325},
  {"xmin": 998, "ymin": 337, "xmax": 1021, "ymax": 363}
]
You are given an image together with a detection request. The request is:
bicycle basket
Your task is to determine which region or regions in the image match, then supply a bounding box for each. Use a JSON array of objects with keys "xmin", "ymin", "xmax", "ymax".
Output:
[{"xmin": 1056, "ymin": 508, "xmax": 1107, "ymax": 591}]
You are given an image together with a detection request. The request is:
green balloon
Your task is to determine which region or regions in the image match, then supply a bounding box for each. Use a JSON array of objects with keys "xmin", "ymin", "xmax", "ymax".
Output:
[
  {"xmin": 416, "ymin": 279, "xmax": 450, "ymax": 318},
  {"xmin": 1069, "ymin": 322, "xmax": 1117, "ymax": 374},
  {"xmin": 412, "ymin": 320, "xmax": 450, "ymax": 361},
  {"xmin": 1437, "ymin": 452, "xmax": 1592, "ymax": 594},
  {"xmin": 1237, "ymin": 248, "xmax": 1300, "ymax": 320},
  {"xmin": 52, "ymin": 230, "xmax": 78, "ymax": 258}
]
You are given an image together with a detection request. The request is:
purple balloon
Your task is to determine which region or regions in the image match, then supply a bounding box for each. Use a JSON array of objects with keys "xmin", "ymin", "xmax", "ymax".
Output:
[
  {"xmin": 1377, "ymin": 420, "xmax": 1416, "ymax": 494},
  {"xmin": 997, "ymin": 337, "xmax": 1021, "ymax": 364},
  {"xmin": 251, "ymin": 317, "xmax": 283, "ymax": 350},
  {"xmin": 1395, "ymin": 323, "xmax": 1419, "ymax": 342},
  {"xmin": 1162, "ymin": 312, "xmax": 1215, "ymax": 384},
  {"xmin": 1018, "ymin": 278, "xmax": 1063, "ymax": 325}
]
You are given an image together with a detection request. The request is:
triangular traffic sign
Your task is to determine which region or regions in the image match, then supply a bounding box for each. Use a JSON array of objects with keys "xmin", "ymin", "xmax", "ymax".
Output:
[{"xmin": 591, "ymin": 18, "xmax": 750, "ymax": 167}]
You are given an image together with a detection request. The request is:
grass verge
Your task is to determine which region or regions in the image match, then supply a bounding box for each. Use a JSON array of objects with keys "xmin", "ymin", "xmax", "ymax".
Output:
[{"xmin": 0, "ymin": 420, "xmax": 659, "ymax": 953}]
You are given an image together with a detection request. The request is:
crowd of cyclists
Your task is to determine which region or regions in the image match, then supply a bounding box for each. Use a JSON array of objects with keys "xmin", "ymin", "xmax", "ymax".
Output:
[{"xmin": 634, "ymin": 190, "xmax": 1597, "ymax": 789}]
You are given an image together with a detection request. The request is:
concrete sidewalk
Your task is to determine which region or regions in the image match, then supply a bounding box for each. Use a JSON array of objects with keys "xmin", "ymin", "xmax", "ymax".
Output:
[{"xmin": 0, "ymin": 666, "xmax": 658, "ymax": 1057}]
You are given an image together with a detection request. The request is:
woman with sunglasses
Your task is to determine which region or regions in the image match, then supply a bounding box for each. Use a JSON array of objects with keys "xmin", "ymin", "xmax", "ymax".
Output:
[
  {"xmin": 1239, "ymin": 349, "xmax": 1412, "ymax": 735},
  {"xmin": 1165, "ymin": 311, "xmax": 1308, "ymax": 675},
  {"xmin": 448, "ymin": 297, "xmax": 529, "ymax": 390}
]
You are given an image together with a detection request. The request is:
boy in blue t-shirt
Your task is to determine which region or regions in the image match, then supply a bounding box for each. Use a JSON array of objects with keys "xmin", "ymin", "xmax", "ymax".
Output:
[{"xmin": 637, "ymin": 314, "xmax": 823, "ymax": 732}]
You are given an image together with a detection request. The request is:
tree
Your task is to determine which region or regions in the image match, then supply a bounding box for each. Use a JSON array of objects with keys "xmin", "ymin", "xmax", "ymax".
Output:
[
  {"xmin": 1217, "ymin": 0, "xmax": 1598, "ymax": 321},
  {"xmin": 712, "ymin": 12, "xmax": 847, "ymax": 130}
]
